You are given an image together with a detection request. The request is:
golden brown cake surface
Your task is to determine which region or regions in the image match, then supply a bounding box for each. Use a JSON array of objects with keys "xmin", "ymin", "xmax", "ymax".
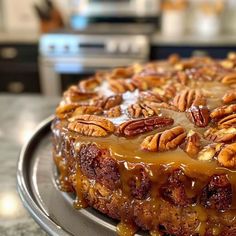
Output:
[{"xmin": 52, "ymin": 53, "xmax": 236, "ymax": 236}]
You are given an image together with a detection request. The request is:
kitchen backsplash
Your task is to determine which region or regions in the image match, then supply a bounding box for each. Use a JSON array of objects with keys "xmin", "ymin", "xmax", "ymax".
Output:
[{"xmin": 0, "ymin": 0, "xmax": 70, "ymax": 32}]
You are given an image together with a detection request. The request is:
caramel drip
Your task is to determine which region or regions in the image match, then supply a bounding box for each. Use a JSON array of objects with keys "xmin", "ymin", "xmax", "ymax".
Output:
[
  {"xmin": 53, "ymin": 154, "xmax": 72, "ymax": 192},
  {"xmin": 74, "ymin": 168, "xmax": 88, "ymax": 209},
  {"xmin": 195, "ymin": 221, "xmax": 207, "ymax": 236},
  {"xmin": 116, "ymin": 222, "xmax": 138, "ymax": 236},
  {"xmin": 227, "ymin": 173, "xmax": 236, "ymax": 209}
]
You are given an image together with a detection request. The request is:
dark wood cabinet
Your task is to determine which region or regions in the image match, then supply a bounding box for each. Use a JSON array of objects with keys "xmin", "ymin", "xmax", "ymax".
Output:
[
  {"xmin": 0, "ymin": 43, "xmax": 40, "ymax": 93},
  {"xmin": 150, "ymin": 45, "xmax": 236, "ymax": 60}
]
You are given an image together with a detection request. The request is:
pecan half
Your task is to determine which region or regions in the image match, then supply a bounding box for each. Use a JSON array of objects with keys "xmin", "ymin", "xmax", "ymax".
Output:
[
  {"xmin": 56, "ymin": 103, "xmax": 78, "ymax": 119},
  {"xmin": 116, "ymin": 116, "xmax": 174, "ymax": 137},
  {"xmin": 210, "ymin": 104, "xmax": 236, "ymax": 120},
  {"xmin": 131, "ymin": 79, "xmax": 148, "ymax": 91},
  {"xmin": 181, "ymin": 130, "xmax": 201, "ymax": 157},
  {"xmin": 176, "ymin": 71, "xmax": 188, "ymax": 85},
  {"xmin": 64, "ymin": 86, "xmax": 96, "ymax": 103},
  {"xmin": 163, "ymin": 83, "xmax": 177, "ymax": 99},
  {"xmin": 105, "ymin": 106, "xmax": 121, "ymax": 118},
  {"xmin": 127, "ymin": 103, "xmax": 159, "ymax": 118},
  {"xmin": 186, "ymin": 105, "xmax": 210, "ymax": 127},
  {"xmin": 132, "ymin": 72, "xmax": 165, "ymax": 89},
  {"xmin": 144, "ymin": 101, "xmax": 178, "ymax": 111},
  {"xmin": 139, "ymin": 91, "xmax": 167, "ymax": 103},
  {"xmin": 168, "ymin": 53, "xmax": 181, "ymax": 65},
  {"xmin": 110, "ymin": 67, "xmax": 134, "ymax": 79},
  {"xmin": 109, "ymin": 79, "xmax": 136, "ymax": 93},
  {"xmin": 72, "ymin": 105, "xmax": 103, "ymax": 116},
  {"xmin": 174, "ymin": 60, "xmax": 194, "ymax": 71},
  {"xmin": 221, "ymin": 73, "xmax": 236, "ymax": 85},
  {"xmin": 218, "ymin": 113, "xmax": 236, "ymax": 128},
  {"xmin": 79, "ymin": 77, "xmax": 101, "ymax": 92},
  {"xmin": 68, "ymin": 115, "xmax": 115, "ymax": 137},
  {"xmin": 204, "ymin": 127, "xmax": 236, "ymax": 143},
  {"xmin": 218, "ymin": 143, "xmax": 236, "ymax": 168},
  {"xmin": 222, "ymin": 90, "xmax": 236, "ymax": 104},
  {"xmin": 172, "ymin": 89, "xmax": 206, "ymax": 112},
  {"xmin": 141, "ymin": 126, "xmax": 186, "ymax": 152},
  {"xmin": 102, "ymin": 95, "xmax": 123, "ymax": 110},
  {"xmin": 228, "ymin": 52, "xmax": 236, "ymax": 61},
  {"xmin": 220, "ymin": 60, "xmax": 234, "ymax": 69}
]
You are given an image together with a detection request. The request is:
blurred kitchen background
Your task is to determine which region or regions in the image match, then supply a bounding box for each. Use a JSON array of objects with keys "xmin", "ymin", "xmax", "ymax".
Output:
[{"xmin": 0, "ymin": 0, "xmax": 236, "ymax": 96}]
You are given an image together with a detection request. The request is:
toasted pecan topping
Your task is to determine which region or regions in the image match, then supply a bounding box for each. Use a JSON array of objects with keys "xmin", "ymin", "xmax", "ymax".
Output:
[
  {"xmin": 127, "ymin": 103, "xmax": 159, "ymax": 118},
  {"xmin": 172, "ymin": 89, "xmax": 206, "ymax": 112},
  {"xmin": 102, "ymin": 95, "xmax": 123, "ymax": 110},
  {"xmin": 220, "ymin": 60, "xmax": 234, "ymax": 69},
  {"xmin": 105, "ymin": 106, "xmax": 122, "ymax": 118},
  {"xmin": 116, "ymin": 116, "xmax": 174, "ymax": 137},
  {"xmin": 210, "ymin": 104, "xmax": 236, "ymax": 120},
  {"xmin": 222, "ymin": 90, "xmax": 236, "ymax": 104},
  {"xmin": 139, "ymin": 91, "xmax": 167, "ymax": 103},
  {"xmin": 68, "ymin": 115, "xmax": 115, "ymax": 137},
  {"xmin": 64, "ymin": 86, "xmax": 96, "ymax": 103},
  {"xmin": 110, "ymin": 67, "xmax": 134, "ymax": 79},
  {"xmin": 56, "ymin": 103, "xmax": 78, "ymax": 119},
  {"xmin": 141, "ymin": 126, "xmax": 186, "ymax": 152},
  {"xmin": 72, "ymin": 105, "xmax": 103, "ymax": 116},
  {"xmin": 228, "ymin": 52, "xmax": 236, "ymax": 61},
  {"xmin": 168, "ymin": 53, "xmax": 181, "ymax": 65},
  {"xmin": 218, "ymin": 113, "xmax": 236, "ymax": 128},
  {"xmin": 218, "ymin": 143, "xmax": 236, "ymax": 168},
  {"xmin": 132, "ymin": 72, "xmax": 165, "ymax": 89},
  {"xmin": 181, "ymin": 130, "xmax": 201, "ymax": 157},
  {"xmin": 163, "ymin": 83, "xmax": 177, "ymax": 99},
  {"xmin": 204, "ymin": 127, "xmax": 236, "ymax": 143},
  {"xmin": 79, "ymin": 77, "xmax": 101, "ymax": 92},
  {"xmin": 55, "ymin": 54, "xmax": 236, "ymax": 166},
  {"xmin": 145, "ymin": 101, "xmax": 178, "ymax": 111},
  {"xmin": 176, "ymin": 71, "xmax": 188, "ymax": 85},
  {"xmin": 186, "ymin": 105, "xmax": 210, "ymax": 127},
  {"xmin": 109, "ymin": 79, "xmax": 136, "ymax": 93},
  {"xmin": 174, "ymin": 60, "xmax": 195, "ymax": 71},
  {"xmin": 221, "ymin": 73, "xmax": 236, "ymax": 85}
]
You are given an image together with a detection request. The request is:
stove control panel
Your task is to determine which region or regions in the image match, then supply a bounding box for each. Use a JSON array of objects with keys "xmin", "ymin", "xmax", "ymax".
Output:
[{"xmin": 40, "ymin": 34, "xmax": 149, "ymax": 59}]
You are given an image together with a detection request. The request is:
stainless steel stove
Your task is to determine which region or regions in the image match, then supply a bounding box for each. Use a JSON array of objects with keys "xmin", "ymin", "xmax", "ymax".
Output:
[{"xmin": 39, "ymin": 32, "xmax": 149, "ymax": 96}]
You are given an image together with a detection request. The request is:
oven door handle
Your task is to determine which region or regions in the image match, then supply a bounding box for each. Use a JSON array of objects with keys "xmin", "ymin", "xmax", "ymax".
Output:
[{"xmin": 54, "ymin": 63, "xmax": 97, "ymax": 74}]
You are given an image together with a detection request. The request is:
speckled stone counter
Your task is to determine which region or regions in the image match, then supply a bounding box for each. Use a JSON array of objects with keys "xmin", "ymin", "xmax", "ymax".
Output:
[{"xmin": 0, "ymin": 94, "xmax": 59, "ymax": 236}]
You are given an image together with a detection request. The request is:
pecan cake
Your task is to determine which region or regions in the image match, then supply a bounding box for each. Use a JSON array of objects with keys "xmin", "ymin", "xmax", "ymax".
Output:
[{"xmin": 52, "ymin": 53, "xmax": 236, "ymax": 236}]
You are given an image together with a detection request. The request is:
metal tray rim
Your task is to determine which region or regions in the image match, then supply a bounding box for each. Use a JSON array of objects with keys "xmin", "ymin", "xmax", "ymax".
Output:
[{"xmin": 17, "ymin": 115, "xmax": 69, "ymax": 236}]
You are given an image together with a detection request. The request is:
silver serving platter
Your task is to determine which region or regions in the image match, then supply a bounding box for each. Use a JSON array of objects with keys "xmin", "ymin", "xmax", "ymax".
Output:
[{"xmin": 17, "ymin": 116, "xmax": 124, "ymax": 236}]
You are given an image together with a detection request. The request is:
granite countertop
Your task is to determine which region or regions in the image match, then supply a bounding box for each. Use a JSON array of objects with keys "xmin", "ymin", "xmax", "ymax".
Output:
[
  {"xmin": 0, "ymin": 94, "xmax": 59, "ymax": 235},
  {"xmin": 1, "ymin": 29, "xmax": 236, "ymax": 47},
  {"xmin": 0, "ymin": 31, "xmax": 39, "ymax": 44}
]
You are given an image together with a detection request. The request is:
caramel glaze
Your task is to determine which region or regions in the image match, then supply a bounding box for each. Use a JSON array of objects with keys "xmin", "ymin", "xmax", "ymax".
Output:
[{"xmin": 52, "ymin": 119, "xmax": 236, "ymax": 236}]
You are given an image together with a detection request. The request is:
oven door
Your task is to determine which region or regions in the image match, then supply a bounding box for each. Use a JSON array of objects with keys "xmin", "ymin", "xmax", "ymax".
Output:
[{"xmin": 39, "ymin": 56, "xmax": 138, "ymax": 96}]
